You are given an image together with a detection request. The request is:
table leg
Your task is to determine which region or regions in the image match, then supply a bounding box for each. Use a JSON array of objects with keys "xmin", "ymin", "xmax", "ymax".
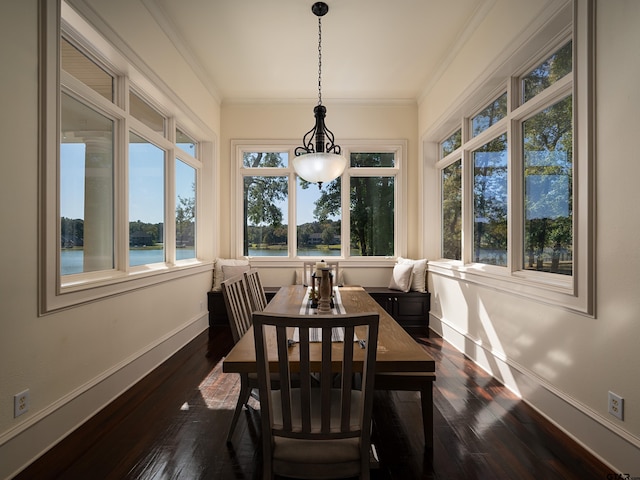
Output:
[
  {"xmin": 374, "ymin": 372, "xmax": 436, "ymax": 450},
  {"xmin": 421, "ymin": 381, "xmax": 434, "ymax": 450}
]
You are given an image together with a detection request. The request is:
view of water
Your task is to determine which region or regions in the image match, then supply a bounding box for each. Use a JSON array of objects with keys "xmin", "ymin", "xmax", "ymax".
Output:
[
  {"xmin": 248, "ymin": 248, "xmax": 341, "ymax": 257},
  {"xmin": 61, "ymin": 248, "xmax": 195, "ymax": 275},
  {"xmin": 62, "ymin": 247, "xmax": 339, "ymax": 275}
]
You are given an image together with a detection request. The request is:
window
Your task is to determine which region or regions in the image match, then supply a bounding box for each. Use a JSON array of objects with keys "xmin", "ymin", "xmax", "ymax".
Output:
[
  {"xmin": 130, "ymin": 91, "xmax": 165, "ymax": 135},
  {"xmin": 176, "ymin": 128, "xmax": 197, "ymax": 157},
  {"xmin": 129, "ymin": 133, "xmax": 165, "ymax": 266},
  {"xmin": 61, "ymin": 37, "xmax": 113, "ymax": 101},
  {"xmin": 430, "ymin": 4, "xmax": 594, "ymax": 316},
  {"xmin": 441, "ymin": 160, "xmax": 461, "ymax": 261},
  {"xmin": 242, "ymin": 152, "xmax": 289, "ymax": 256},
  {"xmin": 438, "ymin": 42, "xmax": 571, "ymax": 272},
  {"xmin": 523, "ymin": 96, "xmax": 572, "ymax": 274},
  {"xmin": 60, "ymin": 92, "xmax": 115, "ymax": 275},
  {"xmin": 441, "ymin": 129, "xmax": 461, "ymax": 158},
  {"xmin": 235, "ymin": 143, "xmax": 404, "ymax": 260},
  {"xmin": 176, "ymin": 159, "xmax": 197, "ymax": 260},
  {"xmin": 40, "ymin": 1, "xmax": 210, "ymax": 312},
  {"xmin": 297, "ymin": 177, "xmax": 341, "ymax": 257},
  {"xmin": 473, "ymin": 134, "xmax": 508, "ymax": 266},
  {"xmin": 522, "ymin": 42, "xmax": 572, "ymax": 103},
  {"xmin": 471, "ymin": 92, "xmax": 507, "ymax": 137}
]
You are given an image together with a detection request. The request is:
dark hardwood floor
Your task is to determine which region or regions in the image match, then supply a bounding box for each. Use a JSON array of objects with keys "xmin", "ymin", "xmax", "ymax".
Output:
[{"xmin": 15, "ymin": 326, "xmax": 612, "ymax": 479}]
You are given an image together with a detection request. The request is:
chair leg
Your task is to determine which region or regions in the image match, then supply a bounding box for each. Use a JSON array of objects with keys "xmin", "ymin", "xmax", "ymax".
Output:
[{"xmin": 226, "ymin": 374, "xmax": 251, "ymax": 444}]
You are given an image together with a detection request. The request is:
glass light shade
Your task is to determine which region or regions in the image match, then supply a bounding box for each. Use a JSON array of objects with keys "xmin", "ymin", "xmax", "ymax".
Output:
[{"xmin": 292, "ymin": 152, "xmax": 347, "ymax": 184}]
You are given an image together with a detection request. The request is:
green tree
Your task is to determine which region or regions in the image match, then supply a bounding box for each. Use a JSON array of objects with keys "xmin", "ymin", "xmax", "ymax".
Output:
[
  {"xmin": 304, "ymin": 153, "xmax": 395, "ymax": 256},
  {"xmin": 473, "ymin": 134, "xmax": 508, "ymax": 264},
  {"xmin": 129, "ymin": 220, "xmax": 163, "ymax": 246},
  {"xmin": 61, "ymin": 217, "xmax": 84, "ymax": 247},
  {"xmin": 321, "ymin": 224, "xmax": 335, "ymax": 245},
  {"xmin": 176, "ymin": 187, "xmax": 195, "ymax": 247},
  {"xmin": 243, "ymin": 152, "xmax": 288, "ymax": 255},
  {"xmin": 523, "ymin": 95, "xmax": 572, "ymax": 274},
  {"xmin": 523, "ymin": 42, "xmax": 572, "ymax": 102},
  {"xmin": 350, "ymin": 176, "xmax": 394, "ymax": 256},
  {"xmin": 442, "ymin": 161, "xmax": 462, "ymax": 260}
]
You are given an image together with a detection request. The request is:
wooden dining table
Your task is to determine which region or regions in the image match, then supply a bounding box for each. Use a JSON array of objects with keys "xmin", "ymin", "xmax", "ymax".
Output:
[{"xmin": 222, "ymin": 284, "xmax": 436, "ymax": 448}]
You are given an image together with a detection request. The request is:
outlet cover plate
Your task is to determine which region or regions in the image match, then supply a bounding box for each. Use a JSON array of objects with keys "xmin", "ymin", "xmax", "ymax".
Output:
[
  {"xmin": 608, "ymin": 391, "xmax": 624, "ymax": 420},
  {"xmin": 14, "ymin": 389, "xmax": 30, "ymax": 418}
]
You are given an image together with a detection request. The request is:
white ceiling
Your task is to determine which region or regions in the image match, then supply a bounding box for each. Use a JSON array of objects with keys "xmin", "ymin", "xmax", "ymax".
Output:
[{"xmin": 148, "ymin": 0, "xmax": 492, "ymax": 103}]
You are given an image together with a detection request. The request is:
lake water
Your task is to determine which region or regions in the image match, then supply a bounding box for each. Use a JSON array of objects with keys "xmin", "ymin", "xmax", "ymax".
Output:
[
  {"xmin": 61, "ymin": 248, "xmax": 195, "ymax": 275},
  {"xmin": 62, "ymin": 247, "xmax": 339, "ymax": 275},
  {"xmin": 248, "ymin": 248, "xmax": 341, "ymax": 257}
]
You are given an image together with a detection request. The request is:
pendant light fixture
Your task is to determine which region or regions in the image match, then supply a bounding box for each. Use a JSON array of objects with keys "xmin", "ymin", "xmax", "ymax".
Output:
[{"xmin": 292, "ymin": 2, "xmax": 347, "ymax": 189}]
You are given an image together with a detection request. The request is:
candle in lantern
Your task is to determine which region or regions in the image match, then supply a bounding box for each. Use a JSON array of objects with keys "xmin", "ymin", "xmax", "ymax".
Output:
[{"xmin": 315, "ymin": 260, "xmax": 326, "ymax": 276}]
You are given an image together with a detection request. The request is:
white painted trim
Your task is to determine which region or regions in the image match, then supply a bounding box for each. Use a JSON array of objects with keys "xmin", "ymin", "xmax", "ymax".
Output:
[
  {"xmin": 231, "ymin": 139, "xmax": 408, "ymax": 261},
  {"xmin": 64, "ymin": 0, "xmax": 217, "ymax": 139},
  {"xmin": 429, "ymin": 311, "xmax": 640, "ymax": 473},
  {"xmin": 428, "ymin": 262, "xmax": 587, "ymax": 316},
  {"xmin": 0, "ymin": 313, "xmax": 209, "ymax": 479},
  {"xmin": 40, "ymin": 0, "xmax": 216, "ymax": 314},
  {"xmin": 422, "ymin": 0, "xmax": 595, "ymax": 317}
]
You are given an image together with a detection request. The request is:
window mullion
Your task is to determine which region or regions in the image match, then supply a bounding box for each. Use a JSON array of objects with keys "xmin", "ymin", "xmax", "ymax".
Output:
[
  {"xmin": 342, "ymin": 170, "xmax": 351, "ymax": 258},
  {"xmin": 511, "ymin": 74, "xmax": 572, "ymax": 121},
  {"xmin": 164, "ymin": 149, "xmax": 175, "ymax": 265},
  {"xmin": 165, "ymin": 117, "xmax": 176, "ymax": 265},
  {"xmin": 461, "ymin": 148, "xmax": 474, "ymax": 265},
  {"xmin": 506, "ymin": 77, "xmax": 518, "ymax": 274},
  {"xmin": 290, "ymin": 166, "xmax": 297, "ymax": 257},
  {"xmin": 506, "ymin": 119, "xmax": 518, "ymax": 274},
  {"xmin": 115, "ymin": 75, "xmax": 129, "ymax": 273}
]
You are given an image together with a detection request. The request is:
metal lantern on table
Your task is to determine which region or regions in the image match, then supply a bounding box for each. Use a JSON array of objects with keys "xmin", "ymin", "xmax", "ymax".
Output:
[{"xmin": 310, "ymin": 261, "xmax": 334, "ymax": 310}]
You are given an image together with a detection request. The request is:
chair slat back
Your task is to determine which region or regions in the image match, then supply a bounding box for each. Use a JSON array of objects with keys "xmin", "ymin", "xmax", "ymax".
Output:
[
  {"xmin": 253, "ymin": 311, "xmax": 379, "ymax": 442},
  {"xmin": 221, "ymin": 276, "xmax": 252, "ymax": 343},
  {"xmin": 302, "ymin": 261, "xmax": 340, "ymax": 286},
  {"xmin": 244, "ymin": 269, "xmax": 268, "ymax": 312}
]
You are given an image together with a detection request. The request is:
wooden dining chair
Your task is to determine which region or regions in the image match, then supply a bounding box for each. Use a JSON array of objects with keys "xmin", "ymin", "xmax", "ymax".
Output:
[
  {"xmin": 252, "ymin": 311, "xmax": 379, "ymax": 480},
  {"xmin": 244, "ymin": 269, "xmax": 268, "ymax": 312},
  {"xmin": 302, "ymin": 261, "xmax": 340, "ymax": 286},
  {"xmin": 220, "ymin": 275, "xmax": 259, "ymax": 443}
]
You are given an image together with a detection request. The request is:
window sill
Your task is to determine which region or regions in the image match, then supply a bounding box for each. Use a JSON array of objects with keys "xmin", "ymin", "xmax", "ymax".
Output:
[
  {"xmin": 42, "ymin": 260, "xmax": 213, "ymax": 314},
  {"xmin": 427, "ymin": 260, "xmax": 593, "ymax": 316},
  {"xmin": 244, "ymin": 257, "xmax": 400, "ymax": 268}
]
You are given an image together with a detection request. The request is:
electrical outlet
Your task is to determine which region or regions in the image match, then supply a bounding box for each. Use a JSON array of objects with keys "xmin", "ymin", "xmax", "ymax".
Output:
[
  {"xmin": 14, "ymin": 389, "xmax": 30, "ymax": 418},
  {"xmin": 608, "ymin": 391, "xmax": 624, "ymax": 420}
]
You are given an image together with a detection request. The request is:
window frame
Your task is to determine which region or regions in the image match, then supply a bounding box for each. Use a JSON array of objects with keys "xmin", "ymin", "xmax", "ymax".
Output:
[
  {"xmin": 425, "ymin": 0, "xmax": 594, "ymax": 315},
  {"xmin": 232, "ymin": 139, "xmax": 407, "ymax": 265},
  {"xmin": 39, "ymin": 0, "xmax": 212, "ymax": 314}
]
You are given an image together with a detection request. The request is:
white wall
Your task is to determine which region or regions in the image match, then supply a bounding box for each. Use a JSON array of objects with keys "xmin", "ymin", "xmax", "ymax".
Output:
[
  {"xmin": 0, "ymin": 1, "xmax": 220, "ymax": 478},
  {"xmin": 419, "ymin": 0, "xmax": 640, "ymax": 472},
  {"xmin": 220, "ymin": 101, "xmax": 420, "ymax": 287}
]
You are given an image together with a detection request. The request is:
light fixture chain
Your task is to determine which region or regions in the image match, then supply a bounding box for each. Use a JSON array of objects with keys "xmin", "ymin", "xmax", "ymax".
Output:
[
  {"xmin": 294, "ymin": 2, "xmax": 346, "ymax": 188},
  {"xmin": 317, "ymin": 16, "xmax": 322, "ymax": 106}
]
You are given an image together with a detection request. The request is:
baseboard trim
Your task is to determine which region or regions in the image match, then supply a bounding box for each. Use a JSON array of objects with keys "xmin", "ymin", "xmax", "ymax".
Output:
[
  {"xmin": 1, "ymin": 313, "xmax": 209, "ymax": 480},
  {"xmin": 429, "ymin": 312, "xmax": 640, "ymax": 474}
]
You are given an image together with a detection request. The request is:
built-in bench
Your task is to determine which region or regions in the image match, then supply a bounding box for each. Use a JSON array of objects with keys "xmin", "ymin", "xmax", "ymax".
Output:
[
  {"xmin": 362, "ymin": 287, "xmax": 430, "ymax": 334},
  {"xmin": 207, "ymin": 286, "xmax": 430, "ymax": 334}
]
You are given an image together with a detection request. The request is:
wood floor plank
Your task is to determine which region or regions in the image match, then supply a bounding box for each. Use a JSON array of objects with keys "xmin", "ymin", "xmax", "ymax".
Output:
[{"xmin": 14, "ymin": 327, "xmax": 613, "ymax": 480}]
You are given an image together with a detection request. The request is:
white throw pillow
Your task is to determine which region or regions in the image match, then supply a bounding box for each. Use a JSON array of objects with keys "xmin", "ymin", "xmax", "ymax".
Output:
[
  {"xmin": 212, "ymin": 258, "xmax": 250, "ymax": 291},
  {"xmin": 398, "ymin": 257, "xmax": 427, "ymax": 292},
  {"xmin": 388, "ymin": 263, "xmax": 414, "ymax": 292}
]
